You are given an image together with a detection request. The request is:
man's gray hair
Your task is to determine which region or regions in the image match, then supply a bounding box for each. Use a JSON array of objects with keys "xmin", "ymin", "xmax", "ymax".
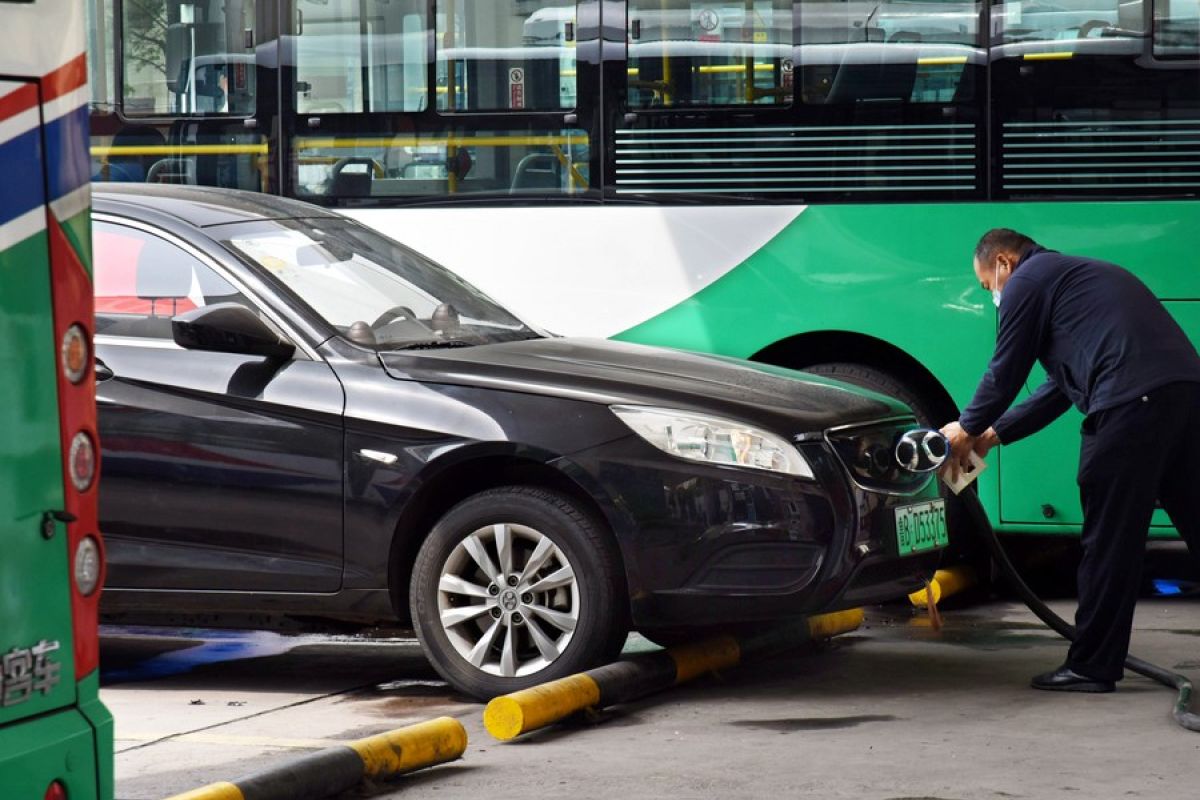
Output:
[{"xmin": 975, "ymin": 228, "xmax": 1036, "ymax": 265}]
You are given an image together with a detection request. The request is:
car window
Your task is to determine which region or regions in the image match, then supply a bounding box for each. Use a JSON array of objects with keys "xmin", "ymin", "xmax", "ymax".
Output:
[
  {"xmin": 94, "ymin": 221, "xmax": 251, "ymax": 340},
  {"xmin": 219, "ymin": 217, "xmax": 539, "ymax": 349}
]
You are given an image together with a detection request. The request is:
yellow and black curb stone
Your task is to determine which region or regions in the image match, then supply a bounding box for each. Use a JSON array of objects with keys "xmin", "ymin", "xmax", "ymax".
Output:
[
  {"xmin": 163, "ymin": 716, "xmax": 467, "ymax": 800},
  {"xmin": 485, "ymin": 609, "xmax": 865, "ymax": 741}
]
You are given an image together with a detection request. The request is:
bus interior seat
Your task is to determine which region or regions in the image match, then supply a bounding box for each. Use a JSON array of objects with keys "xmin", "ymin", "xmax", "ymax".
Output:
[
  {"xmin": 104, "ymin": 124, "xmax": 166, "ymax": 183},
  {"xmin": 146, "ymin": 157, "xmax": 195, "ymax": 184},
  {"xmin": 332, "ymin": 168, "xmax": 372, "ymax": 197},
  {"xmin": 1117, "ymin": 0, "xmax": 1145, "ymax": 32},
  {"xmin": 511, "ymin": 153, "xmax": 561, "ymax": 192}
]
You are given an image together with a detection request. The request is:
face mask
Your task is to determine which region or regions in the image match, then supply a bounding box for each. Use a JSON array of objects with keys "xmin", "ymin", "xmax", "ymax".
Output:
[{"xmin": 992, "ymin": 262, "xmax": 1003, "ymax": 308}]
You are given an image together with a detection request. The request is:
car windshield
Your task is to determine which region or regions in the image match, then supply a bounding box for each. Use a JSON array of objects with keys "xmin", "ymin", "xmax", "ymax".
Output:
[{"xmin": 221, "ymin": 218, "xmax": 539, "ymax": 349}]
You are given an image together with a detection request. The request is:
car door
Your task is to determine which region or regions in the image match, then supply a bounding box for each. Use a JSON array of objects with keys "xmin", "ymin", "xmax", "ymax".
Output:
[{"xmin": 93, "ymin": 216, "xmax": 346, "ymax": 592}]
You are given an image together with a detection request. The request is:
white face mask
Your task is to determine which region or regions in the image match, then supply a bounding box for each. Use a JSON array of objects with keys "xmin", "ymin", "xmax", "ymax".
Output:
[{"xmin": 992, "ymin": 262, "xmax": 1003, "ymax": 308}]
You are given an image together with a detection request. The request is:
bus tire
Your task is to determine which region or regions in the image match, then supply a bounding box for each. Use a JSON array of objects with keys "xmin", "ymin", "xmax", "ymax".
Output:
[
  {"xmin": 409, "ymin": 486, "xmax": 626, "ymax": 700},
  {"xmin": 800, "ymin": 362, "xmax": 986, "ymax": 578}
]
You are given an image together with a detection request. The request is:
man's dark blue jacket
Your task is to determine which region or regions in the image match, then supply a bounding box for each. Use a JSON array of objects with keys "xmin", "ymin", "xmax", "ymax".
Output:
[{"xmin": 959, "ymin": 246, "xmax": 1200, "ymax": 443}]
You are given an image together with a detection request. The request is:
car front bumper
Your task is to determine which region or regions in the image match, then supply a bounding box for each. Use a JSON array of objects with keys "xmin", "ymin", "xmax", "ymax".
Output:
[{"xmin": 561, "ymin": 432, "xmax": 944, "ymax": 629}]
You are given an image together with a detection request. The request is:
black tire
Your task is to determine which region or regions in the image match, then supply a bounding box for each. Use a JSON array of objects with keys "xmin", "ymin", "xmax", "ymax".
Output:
[
  {"xmin": 409, "ymin": 486, "xmax": 626, "ymax": 700},
  {"xmin": 801, "ymin": 362, "xmax": 985, "ymax": 574}
]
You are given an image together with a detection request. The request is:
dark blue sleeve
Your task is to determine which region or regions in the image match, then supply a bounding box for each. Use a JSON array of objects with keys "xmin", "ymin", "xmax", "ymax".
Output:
[
  {"xmin": 993, "ymin": 377, "xmax": 1072, "ymax": 444},
  {"xmin": 958, "ymin": 272, "xmax": 1051, "ymax": 436}
]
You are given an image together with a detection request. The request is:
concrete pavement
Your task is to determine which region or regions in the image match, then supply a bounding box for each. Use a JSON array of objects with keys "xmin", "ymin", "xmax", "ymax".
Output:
[{"xmin": 102, "ymin": 599, "xmax": 1200, "ymax": 799}]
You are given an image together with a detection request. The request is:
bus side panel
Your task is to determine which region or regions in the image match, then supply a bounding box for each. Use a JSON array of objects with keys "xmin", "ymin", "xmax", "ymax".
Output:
[
  {"xmin": 0, "ymin": 230, "xmax": 80, "ymax": 724},
  {"xmin": 77, "ymin": 670, "xmax": 115, "ymax": 800},
  {"xmin": 614, "ymin": 201, "xmax": 1200, "ymax": 534},
  {"xmin": 0, "ymin": 709, "xmax": 100, "ymax": 798},
  {"xmin": 1000, "ymin": 305, "xmax": 1200, "ymax": 534}
]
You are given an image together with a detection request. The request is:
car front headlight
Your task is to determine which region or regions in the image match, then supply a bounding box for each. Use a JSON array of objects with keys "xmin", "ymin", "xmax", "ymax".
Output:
[{"xmin": 610, "ymin": 405, "xmax": 813, "ymax": 478}]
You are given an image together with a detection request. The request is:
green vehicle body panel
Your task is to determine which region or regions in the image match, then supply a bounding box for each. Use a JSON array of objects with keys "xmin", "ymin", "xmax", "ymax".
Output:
[
  {"xmin": 0, "ymin": 139, "xmax": 110, "ymax": 798},
  {"xmin": 77, "ymin": 671, "xmax": 115, "ymax": 799},
  {"xmin": 0, "ymin": 709, "xmax": 101, "ymax": 798},
  {"xmin": 616, "ymin": 201, "xmax": 1199, "ymax": 537},
  {"xmin": 0, "ymin": 230, "xmax": 79, "ymax": 729}
]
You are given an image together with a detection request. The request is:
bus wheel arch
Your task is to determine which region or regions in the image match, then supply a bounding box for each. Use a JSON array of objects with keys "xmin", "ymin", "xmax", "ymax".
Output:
[
  {"xmin": 750, "ymin": 331, "xmax": 959, "ymax": 427},
  {"xmin": 754, "ymin": 331, "xmax": 987, "ymax": 573}
]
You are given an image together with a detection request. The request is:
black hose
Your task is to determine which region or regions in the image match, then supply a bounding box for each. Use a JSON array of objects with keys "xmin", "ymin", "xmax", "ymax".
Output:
[{"xmin": 959, "ymin": 488, "xmax": 1200, "ymax": 732}]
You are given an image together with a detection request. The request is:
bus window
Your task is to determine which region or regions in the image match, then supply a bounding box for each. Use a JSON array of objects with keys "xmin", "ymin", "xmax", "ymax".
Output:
[
  {"xmin": 1154, "ymin": 0, "xmax": 1200, "ymax": 56},
  {"xmin": 991, "ymin": 0, "xmax": 1200, "ymax": 197},
  {"xmin": 436, "ymin": 0, "xmax": 577, "ymax": 111},
  {"xmin": 294, "ymin": 0, "xmax": 428, "ymax": 114},
  {"xmin": 626, "ymin": 0, "xmax": 792, "ymax": 107},
  {"xmin": 86, "ymin": 0, "xmax": 117, "ymax": 117},
  {"xmin": 798, "ymin": 0, "xmax": 982, "ymax": 106},
  {"xmin": 992, "ymin": 0, "xmax": 1145, "ymax": 46},
  {"xmin": 291, "ymin": 127, "xmax": 591, "ymax": 199},
  {"xmin": 121, "ymin": 0, "xmax": 257, "ymax": 116}
]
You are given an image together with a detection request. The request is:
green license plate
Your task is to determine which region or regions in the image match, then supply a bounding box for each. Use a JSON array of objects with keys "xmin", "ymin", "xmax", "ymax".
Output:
[{"xmin": 895, "ymin": 499, "xmax": 949, "ymax": 556}]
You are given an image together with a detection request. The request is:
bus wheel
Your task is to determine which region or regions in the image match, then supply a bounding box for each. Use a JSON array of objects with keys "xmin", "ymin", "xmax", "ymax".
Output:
[
  {"xmin": 800, "ymin": 363, "xmax": 986, "ymax": 580},
  {"xmin": 409, "ymin": 486, "xmax": 625, "ymax": 700}
]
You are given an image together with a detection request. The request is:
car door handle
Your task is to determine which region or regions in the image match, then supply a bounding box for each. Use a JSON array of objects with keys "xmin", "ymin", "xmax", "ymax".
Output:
[{"xmin": 95, "ymin": 358, "xmax": 114, "ymax": 382}]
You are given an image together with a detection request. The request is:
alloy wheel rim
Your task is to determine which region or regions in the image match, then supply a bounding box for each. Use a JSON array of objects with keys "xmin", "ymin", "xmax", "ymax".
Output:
[{"xmin": 436, "ymin": 523, "xmax": 580, "ymax": 678}]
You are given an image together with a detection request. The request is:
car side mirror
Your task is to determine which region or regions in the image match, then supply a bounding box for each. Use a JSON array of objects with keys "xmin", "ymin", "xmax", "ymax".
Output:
[{"xmin": 171, "ymin": 302, "xmax": 295, "ymax": 360}]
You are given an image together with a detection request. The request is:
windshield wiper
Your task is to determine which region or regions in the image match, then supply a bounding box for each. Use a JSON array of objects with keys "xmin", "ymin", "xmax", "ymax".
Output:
[{"xmin": 389, "ymin": 339, "xmax": 476, "ymax": 350}]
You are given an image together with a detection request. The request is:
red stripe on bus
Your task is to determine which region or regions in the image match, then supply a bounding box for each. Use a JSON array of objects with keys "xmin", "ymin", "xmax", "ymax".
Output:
[
  {"xmin": 47, "ymin": 208, "xmax": 103, "ymax": 679},
  {"xmin": 0, "ymin": 82, "xmax": 38, "ymax": 122},
  {"xmin": 43, "ymin": 53, "xmax": 88, "ymax": 104}
]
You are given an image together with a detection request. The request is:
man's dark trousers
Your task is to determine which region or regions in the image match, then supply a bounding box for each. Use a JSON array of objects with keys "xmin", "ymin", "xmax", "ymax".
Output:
[{"xmin": 1067, "ymin": 381, "xmax": 1200, "ymax": 682}]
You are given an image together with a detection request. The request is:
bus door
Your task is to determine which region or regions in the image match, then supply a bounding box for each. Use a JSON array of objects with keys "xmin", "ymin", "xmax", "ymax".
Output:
[
  {"xmin": 281, "ymin": 0, "xmax": 602, "ymax": 204},
  {"xmin": 989, "ymin": 0, "xmax": 1200, "ymax": 527},
  {"xmin": 606, "ymin": 0, "xmax": 987, "ymax": 202},
  {"xmin": 89, "ymin": 0, "xmax": 277, "ymax": 191}
]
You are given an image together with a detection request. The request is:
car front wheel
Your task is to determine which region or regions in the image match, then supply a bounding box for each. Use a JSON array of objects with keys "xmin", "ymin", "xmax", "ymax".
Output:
[{"xmin": 409, "ymin": 486, "xmax": 625, "ymax": 699}]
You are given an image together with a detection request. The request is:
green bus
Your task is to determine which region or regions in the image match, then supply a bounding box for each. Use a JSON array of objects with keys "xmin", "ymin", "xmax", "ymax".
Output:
[
  {"xmin": 1, "ymin": 0, "xmax": 113, "ymax": 797},
  {"xmin": 85, "ymin": 0, "xmax": 1198, "ymax": 539}
]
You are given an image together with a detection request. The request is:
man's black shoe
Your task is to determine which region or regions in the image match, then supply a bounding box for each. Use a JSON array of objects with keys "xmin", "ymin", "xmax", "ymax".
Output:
[{"xmin": 1030, "ymin": 666, "xmax": 1115, "ymax": 693}]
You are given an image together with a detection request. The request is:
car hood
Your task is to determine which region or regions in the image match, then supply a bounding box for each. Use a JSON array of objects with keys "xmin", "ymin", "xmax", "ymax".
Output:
[{"xmin": 378, "ymin": 338, "xmax": 909, "ymax": 433}]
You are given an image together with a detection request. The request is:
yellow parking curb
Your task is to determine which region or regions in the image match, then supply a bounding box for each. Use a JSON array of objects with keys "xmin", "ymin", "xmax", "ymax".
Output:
[
  {"xmin": 908, "ymin": 567, "xmax": 978, "ymax": 608},
  {"xmin": 484, "ymin": 610, "xmax": 864, "ymax": 741},
  {"xmin": 163, "ymin": 716, "xmax": 466, "ymax": 800}
]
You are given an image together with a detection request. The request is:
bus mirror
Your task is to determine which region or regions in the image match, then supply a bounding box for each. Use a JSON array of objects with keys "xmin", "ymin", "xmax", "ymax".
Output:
[{"xmin": 171, "ymin": 303, "xmax": 295, "ymax": 360}]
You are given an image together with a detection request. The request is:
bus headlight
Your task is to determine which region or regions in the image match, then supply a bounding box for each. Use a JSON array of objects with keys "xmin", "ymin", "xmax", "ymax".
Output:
[{"xmin": 611, "ymin": 405, "xmax": 813, "ymax": 478}]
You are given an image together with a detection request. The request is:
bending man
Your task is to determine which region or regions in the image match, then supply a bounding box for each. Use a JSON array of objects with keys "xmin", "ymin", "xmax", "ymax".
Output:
[{"xmin": 942, "ymin": 228, "xmax": 1200, "ymax": 693}]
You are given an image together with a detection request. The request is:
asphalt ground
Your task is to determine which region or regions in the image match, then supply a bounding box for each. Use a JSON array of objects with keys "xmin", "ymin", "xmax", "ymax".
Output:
[{"xmin": 102, "ymin": 591, "xmax": 1200, "ymax": 800}]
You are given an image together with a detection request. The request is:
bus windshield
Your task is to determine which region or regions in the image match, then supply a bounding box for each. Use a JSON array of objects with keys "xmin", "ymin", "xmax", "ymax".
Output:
[{"xmin": 221, "ymin": 218, "xmax": 540, "ymax": 348}]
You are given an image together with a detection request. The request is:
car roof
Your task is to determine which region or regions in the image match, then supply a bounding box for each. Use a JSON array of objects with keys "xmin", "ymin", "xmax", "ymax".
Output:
[{"xmin": 92, "ymin": 183, "xmax": 344, "ymax": 228}]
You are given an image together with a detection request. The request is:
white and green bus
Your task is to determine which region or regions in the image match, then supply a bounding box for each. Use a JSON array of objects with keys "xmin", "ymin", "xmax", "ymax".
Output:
[{"xmin": 86, "ymin": 0, "xmax": 1199, "ymax": 540}]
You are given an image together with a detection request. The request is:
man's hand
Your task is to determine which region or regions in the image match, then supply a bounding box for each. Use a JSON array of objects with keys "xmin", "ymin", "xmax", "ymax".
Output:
[
  {"xmin": 939, "ymin": 420, "xmax": 977, "ymax": 483},
  {"xmin": 974, "ymin": 427, "xmax": 1001, "ymax": 459}
]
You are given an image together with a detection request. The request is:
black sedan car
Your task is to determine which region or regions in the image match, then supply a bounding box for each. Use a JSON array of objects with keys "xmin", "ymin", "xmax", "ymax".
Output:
[{"xmin": 91, "ymin": 185, "xmax": 949, "ymax": 699}]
